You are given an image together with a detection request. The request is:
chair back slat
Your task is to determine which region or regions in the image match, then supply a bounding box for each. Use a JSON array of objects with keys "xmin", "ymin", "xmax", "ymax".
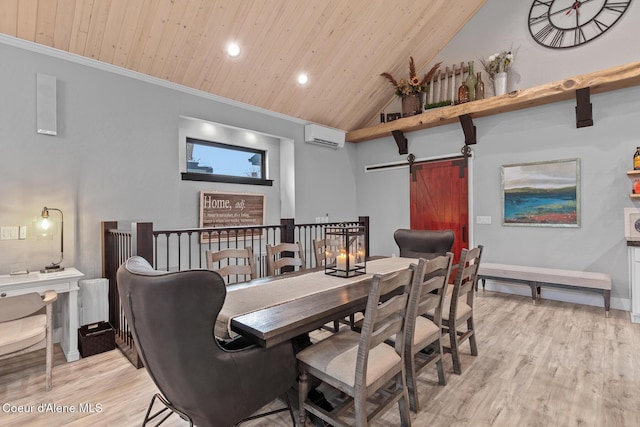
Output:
[
  {"xmin": 312, "ymin": 238, "xmax": 342, "ymax": 267},
  {"xmin": 451, "ymin": 246, "xmax": 483, "ymax": 307},
  {"xmin": 416, "ymin": 254, "xmax": 452, "ymax": 315},
  {"xmin": 406, "ymin": 255, "xmax": 452, "ymax": 339},
  {"xmin": 355, "ymin": 267, "xmax": 414, "ymax": 383},
  {"xmin": 206, "ymin": 247, "xmax": 256, "ymax": 282},
  {"xmin": 266, "ymin": 242, "xmax": 306, "ymax": 276}
]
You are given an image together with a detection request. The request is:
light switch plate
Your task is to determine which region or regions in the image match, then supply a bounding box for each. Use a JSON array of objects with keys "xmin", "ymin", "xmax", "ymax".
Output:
[
  {"xmin": 1, "ymin": 226, "xmax": 19, "ymax": 240},
  {"xmin": 19, "ymin": 226, "xmax": 27, "ymax": 240},
  {"xmin": 476, "ymin": 216, "xmax": 492, "ymax": 225}
]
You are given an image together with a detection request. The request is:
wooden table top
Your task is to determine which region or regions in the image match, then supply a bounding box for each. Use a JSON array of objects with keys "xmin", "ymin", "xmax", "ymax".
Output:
[{"xmin": 227, "ymin": 257, "xmax": 417, "ymax": 348}]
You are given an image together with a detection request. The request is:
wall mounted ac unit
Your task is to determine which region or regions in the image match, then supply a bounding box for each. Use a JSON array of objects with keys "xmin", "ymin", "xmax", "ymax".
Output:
[{"xmin": 304, "ymin": 124, "xmax": 345, "ymax": 149}]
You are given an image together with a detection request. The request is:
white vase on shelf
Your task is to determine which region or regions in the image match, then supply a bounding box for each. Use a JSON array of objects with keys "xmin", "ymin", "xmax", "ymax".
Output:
[{"xmin": 493, "ymin": 72, "xmax": 508, "ymax": 96}]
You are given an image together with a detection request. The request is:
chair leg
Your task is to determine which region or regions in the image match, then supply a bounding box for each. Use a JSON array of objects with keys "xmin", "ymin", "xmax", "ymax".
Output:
[
  {"xmin": 45, "ymin": 304, "xmax": 53, "ymax": 392},
  {"xmin": 436, "ymin": 339, "xmax": 446, "ymax": 385},
  {"xmin": 467, "ymin": 317, "xmax": 478, "ymax": 356},
  {"xmin": 449, "ymin": 323, "xmax": 462, "ymax": 375},
  {"xmin": 397, "ymin": 373, "xmax": 412, "ymax": 427},
  {"xmin": 405, "ymin": 351, "xmax": 420, "ymax": 413},
  {"xmin": 45, "ymin": 330, "xmax": 53, "ymax": 392},
  {"xmin": 354, "ymin": 387, "xmax": 368, "ymax": 426},
  {"xmin": 234, "ymin": 393, "xmax": 295, "ymax": 426},
  {"xmin": 298, "ymin": 369, "xmax": 310, "ymax": 426},
  {"xmin": 143, "ymin": 394, "xmax": 193, "ymax": 427}
]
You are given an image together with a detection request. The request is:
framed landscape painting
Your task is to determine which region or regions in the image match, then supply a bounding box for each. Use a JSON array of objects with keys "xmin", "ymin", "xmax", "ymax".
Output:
[{"xmin": 501, "ymin": 158, "xmax": 580, "ymax": 227}]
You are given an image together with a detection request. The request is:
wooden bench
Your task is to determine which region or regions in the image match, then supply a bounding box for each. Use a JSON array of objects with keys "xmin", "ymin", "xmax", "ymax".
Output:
[{"xmin": 477, "ymin": 263, "xmax": 611, "ymax": 317}]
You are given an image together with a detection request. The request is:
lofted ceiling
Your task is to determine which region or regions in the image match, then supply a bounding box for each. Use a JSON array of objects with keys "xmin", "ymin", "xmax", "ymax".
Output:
[{"xmin": 0, "ymin": 0, "xmax": 486, "ymax": 132}]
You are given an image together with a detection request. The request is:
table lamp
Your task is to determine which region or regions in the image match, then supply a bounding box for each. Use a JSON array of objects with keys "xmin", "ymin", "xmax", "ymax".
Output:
[{"xmin": 40, "ymin": 206, "xmax": 64, "ymax": 273}]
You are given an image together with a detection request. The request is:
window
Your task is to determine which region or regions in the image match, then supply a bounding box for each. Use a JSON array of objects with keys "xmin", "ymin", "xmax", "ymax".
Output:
[{"xmin": 182, "ymin": 137, "xmax": 272, "ymax": 186}]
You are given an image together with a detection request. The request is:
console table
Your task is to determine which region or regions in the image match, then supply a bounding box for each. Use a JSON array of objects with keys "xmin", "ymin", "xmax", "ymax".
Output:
[{"xmin": 0, "ymin": 268, "xmax": 84, "ymax": 362}]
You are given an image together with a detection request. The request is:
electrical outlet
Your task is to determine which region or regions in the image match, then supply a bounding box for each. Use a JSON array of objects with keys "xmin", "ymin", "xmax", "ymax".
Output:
[{"xmin": 476, "ymin": 216, "xmax": 492, "ymax": 225}]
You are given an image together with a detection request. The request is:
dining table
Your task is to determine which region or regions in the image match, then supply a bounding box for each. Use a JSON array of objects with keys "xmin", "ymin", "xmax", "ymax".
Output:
[{"xmin": 215, "ymin": 257, "xmax": 419, "ymax": 348}]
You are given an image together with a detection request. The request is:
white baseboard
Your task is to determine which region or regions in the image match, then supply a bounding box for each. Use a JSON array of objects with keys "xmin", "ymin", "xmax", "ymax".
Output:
[{"xmin": 480, "ymin": 279, "xmax": 629, "ymax": 312}]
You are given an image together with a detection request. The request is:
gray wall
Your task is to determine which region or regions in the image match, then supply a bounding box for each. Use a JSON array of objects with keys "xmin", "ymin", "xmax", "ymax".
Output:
[
  {"xmin": 0, "ymin": 37, "xmax": 357, "ymax": 279},
  {"xmin": 356, "ymin": 0, "xmax": 640, "ymax": 309}
]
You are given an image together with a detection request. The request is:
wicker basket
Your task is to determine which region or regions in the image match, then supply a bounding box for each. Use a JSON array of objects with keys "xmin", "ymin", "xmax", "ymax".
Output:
[{"xmin": 78, "ymin": 321, "xmax": 115, "ymax": 358}]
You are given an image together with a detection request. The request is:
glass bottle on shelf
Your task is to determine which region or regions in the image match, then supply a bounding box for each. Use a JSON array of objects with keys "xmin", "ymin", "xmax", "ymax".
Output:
[
  {"xmin": 475, "ymin": 72, "xmax": 485, "ymax": 100},
  {"xmin": 634, "ymin": 147, "xmax": 640, "ymax": 170},
  {"xmin": 458, "ymin": 82, "xmax": 470, "ymax": 104},
  {"xmin": 465, "ymin": 61, "xmax": 477, "ymax": 101}
]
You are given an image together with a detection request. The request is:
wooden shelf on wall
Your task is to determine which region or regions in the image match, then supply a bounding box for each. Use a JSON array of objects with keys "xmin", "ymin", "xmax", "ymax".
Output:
[
  {"xmin": 346, "ymin": 61, "xmax": 640, "ymax": 143},
  {"xmin": 627, "ymin": 170, "xmax": 640, "ymax": 198}
]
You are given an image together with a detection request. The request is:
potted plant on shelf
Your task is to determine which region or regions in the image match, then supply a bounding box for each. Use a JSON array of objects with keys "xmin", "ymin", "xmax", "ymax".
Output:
[
  {"xmin": 381, "ymin": 57, "xmax": 441, "ymax": 117},
  {"xmin": 480, "ymin": 50, "xmax": 514, "ymax": 96}
]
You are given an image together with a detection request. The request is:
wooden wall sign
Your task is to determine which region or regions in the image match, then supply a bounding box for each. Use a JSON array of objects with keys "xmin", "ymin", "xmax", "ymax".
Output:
[{"xmin": 199, "ymin": 191, "xmax": 265, "ymax": 242}]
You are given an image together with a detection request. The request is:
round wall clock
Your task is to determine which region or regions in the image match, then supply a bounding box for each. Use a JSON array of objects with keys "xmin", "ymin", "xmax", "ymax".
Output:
[{"xmin": 528, "ymin": 0, "xmax": 632, "ymax": 49}]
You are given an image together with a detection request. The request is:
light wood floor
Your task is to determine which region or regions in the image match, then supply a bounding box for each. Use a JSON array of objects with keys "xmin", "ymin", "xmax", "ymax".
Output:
[{"xmin": 2, "ymin": 290, "xmax": 640, "ymax": 426}]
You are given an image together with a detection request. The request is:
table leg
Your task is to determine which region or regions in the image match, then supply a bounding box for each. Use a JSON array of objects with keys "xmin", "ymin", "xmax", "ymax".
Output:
[
  {"xmin": 61, "ymin": 283, "xmax": 80, "ymax": 362},
  {"xmin": 604, "ymin": 289, "xmax": 611, "ymax": 318}
]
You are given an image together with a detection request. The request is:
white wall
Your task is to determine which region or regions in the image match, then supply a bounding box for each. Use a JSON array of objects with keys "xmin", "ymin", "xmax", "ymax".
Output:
[
  {"xmin": 434, "ymin": 0, "xmax": 640, "ymax": 94},
  {"xmin": 357, "ymin": 0, "xmax": 640, "ymax": 309},
  {"xmin": 0, "ymin": 36, "xmax": 358, "ymax": 279}
]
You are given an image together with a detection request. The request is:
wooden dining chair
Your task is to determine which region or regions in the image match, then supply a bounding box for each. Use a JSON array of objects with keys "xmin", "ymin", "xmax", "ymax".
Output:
[
  {"xmin": 313, "ymin": 237, "xmax": 354, "ymax": 332},
  {"xmin": 440, "ymin": 245, "xmax": 483, "ymax": 375},
  {"xmin": 0, "ymin": 290, "xmax": 58, "ymax": 391},
  {"xmin": 312, "ymin": 238, "xmax": 342, "ymax": 268},
  {"xmin": 400, "ymin": 254, "xmax": 453, "ymax": 412},
  {"xmin": 266, "ymin": 242, "xmax": 306, "ymax": 276},
  {"xmin": 205, "ymin": 247, "xmax": 256, "ymax": 283},
  {"xmin": 296, "ymin": 263, "xmax": 420, "ymax": 427}
]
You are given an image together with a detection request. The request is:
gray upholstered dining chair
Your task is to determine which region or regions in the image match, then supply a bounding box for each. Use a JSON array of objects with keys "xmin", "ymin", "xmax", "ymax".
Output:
[
  {"xmin": 266, "ymin": 241, "xmax": 306, "ymax": 276},
  {"xmin": 296, "ymin": 263, "xmax": 421, "ymax": 427},
  {"xmin": 117, "ymin": 256, "xmax": 297, "ymax": 427},
  {"xmin": 0, "ymin": 290, "xmax": 57, "ymax": 391},
  {"xmin": 393, "ymin": 228, "xmax": 455, "ymax": 259}
]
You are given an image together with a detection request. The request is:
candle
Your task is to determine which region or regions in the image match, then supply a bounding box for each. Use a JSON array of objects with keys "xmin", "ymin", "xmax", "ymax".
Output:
[{"xmin": 336, "ymin": 252, "xmax": 355, "ymax": 270}]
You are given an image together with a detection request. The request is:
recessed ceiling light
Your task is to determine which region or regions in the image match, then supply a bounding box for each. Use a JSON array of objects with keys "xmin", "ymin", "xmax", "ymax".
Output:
[
  {"xmin": 226, "ymin": 42, "xmax": 241, "ymax": 58},
  {"xmin": 297, "ymin": 73, "xmax": 309, "ymax": 86}
]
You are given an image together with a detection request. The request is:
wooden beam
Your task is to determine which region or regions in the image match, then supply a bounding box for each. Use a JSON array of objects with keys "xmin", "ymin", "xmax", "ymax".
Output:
[{"xmin": 346, "ymin": 61, "xmax": 640, "ymax": 143}]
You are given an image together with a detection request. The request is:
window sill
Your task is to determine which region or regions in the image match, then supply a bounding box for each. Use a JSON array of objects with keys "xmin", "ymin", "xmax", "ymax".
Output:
[{"xmin": 181, "ymin": 172, "xmax": 273, "ymax": 186}]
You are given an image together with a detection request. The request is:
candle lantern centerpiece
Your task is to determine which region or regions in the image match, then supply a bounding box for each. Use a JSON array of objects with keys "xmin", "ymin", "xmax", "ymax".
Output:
[{"xmin": 324, "ymin": 224, "xmax": 366, "ymax": 277}]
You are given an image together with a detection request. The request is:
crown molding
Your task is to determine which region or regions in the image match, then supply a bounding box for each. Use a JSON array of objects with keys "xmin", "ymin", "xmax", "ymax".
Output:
[{"xmin": 0, "ymin": 34, "xmax": 307, "ymax": 125}]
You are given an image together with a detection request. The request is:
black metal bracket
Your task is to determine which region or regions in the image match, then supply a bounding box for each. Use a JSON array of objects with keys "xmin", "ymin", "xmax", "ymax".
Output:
[
  {"xmin": 391, "ymin": 130, "xmax": 408, "ymax": 155},
  {"xmin": 459, "ymin": 114, "xmax": 476, "ymax": 146},
  {"xmin": 575, "ymin": 87, "xmax": 593, "ymax": 128}
]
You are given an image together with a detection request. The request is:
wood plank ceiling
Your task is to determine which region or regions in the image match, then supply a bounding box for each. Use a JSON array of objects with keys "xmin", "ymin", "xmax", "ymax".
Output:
[{"xmin": 0, "ymin": 0, "xmax": 486, "ymax": 132}]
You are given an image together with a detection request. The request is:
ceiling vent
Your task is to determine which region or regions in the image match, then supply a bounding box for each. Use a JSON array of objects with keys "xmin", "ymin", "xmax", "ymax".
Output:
[{"xmin": 304, "ymin": 124, "xmax": 345, "ymax": 149}]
